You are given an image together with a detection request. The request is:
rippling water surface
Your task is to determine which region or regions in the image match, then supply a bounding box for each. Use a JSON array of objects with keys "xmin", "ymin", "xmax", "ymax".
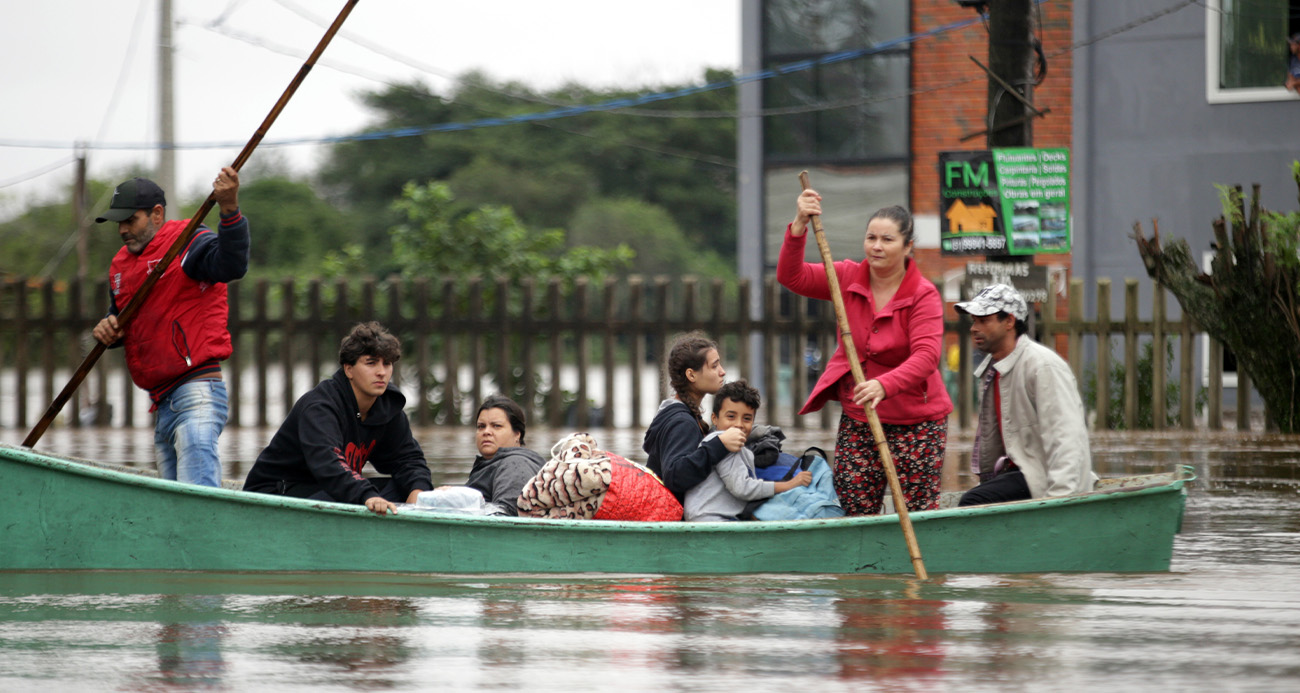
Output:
[{"xmin": 2, "ymin": 427, "xmax": 1298, "ymax": 691}]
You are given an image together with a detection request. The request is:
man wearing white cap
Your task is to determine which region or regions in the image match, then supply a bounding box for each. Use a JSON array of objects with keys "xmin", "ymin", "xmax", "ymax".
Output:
[{"xmin": 954, "ymin": 284, "xmax": 1095, "ymax": 505}]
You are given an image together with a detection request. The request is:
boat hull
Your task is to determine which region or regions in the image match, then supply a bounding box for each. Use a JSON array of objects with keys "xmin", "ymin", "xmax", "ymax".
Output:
[{"xmin": 1, "ymin": 443, "xmax": 1189, "ymax": 574}]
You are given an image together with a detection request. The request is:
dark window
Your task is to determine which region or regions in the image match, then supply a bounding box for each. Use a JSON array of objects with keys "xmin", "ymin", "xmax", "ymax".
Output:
[
  {"xmin": 764, "ymin": 55, "xmax": 909, "ymax": 162},
  {"xmin": 765, "ymin": 0, "xmax": 907, "ymax": 54},
  {"xmin": 1217, "ymin": 0, "xmax": 1300, "ymax": 89},
  {"xmin": 762, "ymin": 0, "xmax": 910, "ymax": 164}
]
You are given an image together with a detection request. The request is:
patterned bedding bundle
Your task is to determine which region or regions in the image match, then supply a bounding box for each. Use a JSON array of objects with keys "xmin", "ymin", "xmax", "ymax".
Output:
[{"xmin": 516, "ymin": 433, "xmax": 683, "ymax": 521}]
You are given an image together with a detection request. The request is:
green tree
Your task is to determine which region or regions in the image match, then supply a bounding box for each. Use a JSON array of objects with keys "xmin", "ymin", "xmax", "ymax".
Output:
[
  {"xmin": 318, "ymin": 70, "xmax": 738, "ymax": 268},
  {"xmin": 233, "ymin": 176, "xmax": 359, "ymax": 274},
  {"xmin": 1135, "ymin": 162, "xmax": 1300, "ymax": 432},
  {"xmin": 319, "ymin": 180, "xmax": 635, "ymax": 421},
  {"xmin": 326, "ymin": 181, "xmax": 633, "ymax": 285},
  {"xmin": 0, "ymin": 178, "xmax": 124, "ymax": 280},
  {"xmin": 447, "ymin": 158, "xmax": 595, "ymax": 230},
  {"xmin": 0, "ymin": 167, "xmax": 358, "ymax": 280},
  {"xmin": 568, "ymin": 197, "xmax": 734, "ymax": 279}
]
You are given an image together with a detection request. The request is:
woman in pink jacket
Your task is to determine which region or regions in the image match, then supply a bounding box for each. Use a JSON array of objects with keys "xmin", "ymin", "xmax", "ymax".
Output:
[{"xmin": 777, "ymin": 189, "xmax": 953, "ymax": 515}]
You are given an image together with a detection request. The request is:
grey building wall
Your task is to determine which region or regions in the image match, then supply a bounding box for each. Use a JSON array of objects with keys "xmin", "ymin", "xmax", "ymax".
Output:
[{"xmin": 1073, "ymin": 2, "xmax": 1299, "ymax": 320}]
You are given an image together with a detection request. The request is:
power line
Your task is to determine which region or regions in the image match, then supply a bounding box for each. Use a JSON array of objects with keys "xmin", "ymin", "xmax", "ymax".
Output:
[
  {"xmin": 0, "ymin": 10, "xmax": 983, "ymax": 152},
  {"xmin": 95, "ymin": 0, "xmax": 153, "ymax": 145},
  {"xmin": 209, "ymin": 0, "xmax": 251, "ymax": 28},
  {"xmin": 1070, "ymin": 0, "xmax": 1197, "ymax": 50},
  {"xmin": 1194, "ymin": 0, "xmax": 1300, "ymax": 19},
  {"xmin": 188, "ymin": 8, "xmax": 736, "ymax": 169},
  {"xmin": 0, "ymin": 156, "xmax": 77, "ymax": 190},
  {"xmin": 0, "ymin": 1, "xmax": 1200, "ymax": 153},
  {"xmin": 182, "ymin": 19, "xmax": 397, "ymax": 85},
  {"xmin": 268, "ymin": 0, "xmax": 563, "ymax": 108}
]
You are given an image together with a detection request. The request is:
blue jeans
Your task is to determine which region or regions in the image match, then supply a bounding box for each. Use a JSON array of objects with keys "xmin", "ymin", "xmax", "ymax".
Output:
[{"xmin": 154, "ymin": 379, "xmax": 228, "ymax": 487}]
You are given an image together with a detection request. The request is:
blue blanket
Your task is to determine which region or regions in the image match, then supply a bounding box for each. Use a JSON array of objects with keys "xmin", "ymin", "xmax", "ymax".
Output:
[{"xmin": 752, "ymin": 457, "xmax": 845, "ymax": 521}]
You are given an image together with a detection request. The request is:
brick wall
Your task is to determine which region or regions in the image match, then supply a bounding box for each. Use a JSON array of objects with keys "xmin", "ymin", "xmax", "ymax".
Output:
[{"xmin": 910, "ymin": 0, "xmax": 1074, "ymax": 323}]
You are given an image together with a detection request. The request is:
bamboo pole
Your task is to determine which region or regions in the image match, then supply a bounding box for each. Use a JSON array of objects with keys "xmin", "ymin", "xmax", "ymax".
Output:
[
  {"xmin": 798, "ymin": 171, "xmax": 928, "ymax": 580},
  {"xmin": 22, "ymin": 0, "xmax": 362, "ymax": 448}
]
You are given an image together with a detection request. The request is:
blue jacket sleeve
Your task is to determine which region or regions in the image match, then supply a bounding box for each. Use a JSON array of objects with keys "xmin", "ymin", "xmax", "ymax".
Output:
[
  {"xmin": 181, "ymin": 210, "xmax": 250, "ymax": 283},
  {"xmin": 658, "ymin": 418, "xmax": 728, "ymax": 497},
  {"xmin": 104, "ymin": 286, "xmax": 123, "ymax": 349}
]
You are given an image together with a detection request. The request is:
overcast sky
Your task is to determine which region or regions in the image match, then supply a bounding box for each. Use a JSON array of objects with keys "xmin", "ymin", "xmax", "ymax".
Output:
[{"xmin": 0, "ymin": 0, "xmax": 740, "ymax": 219}]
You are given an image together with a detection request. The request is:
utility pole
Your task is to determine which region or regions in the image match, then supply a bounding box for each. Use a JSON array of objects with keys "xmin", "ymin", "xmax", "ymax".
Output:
[
  {"xmin": 73, "ymin": 147, "xmax": 110, "ymax": 427},
  {"xmin": 986, "ymin": 0, "xmax": 1034, "ymax": 148},
  {"xmin": 74, "ymin": 148, "xmax": 89, "ymax": 282},
  {"xmin": 737, "ymin": 0, "xmax": 766, "ymax": 388},
  {"xmin": 158, "ymin": 0, "xmax": 176, "ymax": 216},
  {"xmin": 72, "ymin": 148, "xmax": 89, "ymax": 428},
  {"xmin": 983, "ymin": 0, "xmax": 1045, "ymax": 340}
]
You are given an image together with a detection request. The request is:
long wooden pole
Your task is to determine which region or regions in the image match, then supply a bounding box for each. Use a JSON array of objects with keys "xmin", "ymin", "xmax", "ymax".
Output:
[
  {"xmin": 22, "ymin": 0, "xmax": 362, "ymax": 449},
  {"xmin": 798, "ymin": 171, "xmax": 928, "ymax": 580}
]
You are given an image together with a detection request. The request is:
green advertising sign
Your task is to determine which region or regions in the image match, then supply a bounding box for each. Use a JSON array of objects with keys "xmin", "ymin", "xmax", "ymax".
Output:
[
  {"xmin": 993, "ymin": 148, "xmax": 1070, "ymax": 255},
  {"xmin": 940, "ymin": 148, "xmax": 1071, "ymax": 256}
]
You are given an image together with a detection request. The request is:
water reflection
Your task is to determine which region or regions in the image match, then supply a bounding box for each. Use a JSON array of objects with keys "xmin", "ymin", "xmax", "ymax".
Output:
[
  {"xmin": 151, "ymin": 595, "xmax": 226, "ymax": 689},
  {"xmin": 264, "ymin": 597, "xmax": 418, "ymax": 682},
  {"xmin": 4, "ymin": 428, "xmax": 1300, "ymax": 689},
  {"xmin": 0, "ymin": 565, "xmax": 1297, "ymax": 690},
  {"xmin": 476, "ymin": 598, "xmax": 528, "ymax": 673},
  {"xmin": 832, "ymin": 581, "xmax": 947, "ymax": 682}
]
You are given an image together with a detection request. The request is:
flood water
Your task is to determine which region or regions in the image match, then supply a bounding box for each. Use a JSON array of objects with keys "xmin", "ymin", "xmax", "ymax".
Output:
[{"xmin": 2, "ymin": 426, "xmax": 1299, "ymax": 691}]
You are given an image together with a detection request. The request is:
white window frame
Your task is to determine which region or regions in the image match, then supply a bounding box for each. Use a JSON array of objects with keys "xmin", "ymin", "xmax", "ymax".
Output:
[
  {"xmin": 1200, "ymin": 251, "xmax": 1239, "ymax": 388},
  {"xmin": 1205, "ymin": 0, "xmax": 1297, "ymax": 104}
]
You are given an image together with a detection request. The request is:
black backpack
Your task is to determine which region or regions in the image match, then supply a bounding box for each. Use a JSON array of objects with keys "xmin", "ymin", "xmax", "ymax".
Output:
[{"xmin": 754, "ymin": 445, "xmax": 827, "ymax": 482}]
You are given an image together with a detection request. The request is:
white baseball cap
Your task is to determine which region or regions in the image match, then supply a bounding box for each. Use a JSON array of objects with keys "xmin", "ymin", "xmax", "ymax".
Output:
[{"xmin": 955, "ymin": 283, "xmax": 1029, "ymax": 321}]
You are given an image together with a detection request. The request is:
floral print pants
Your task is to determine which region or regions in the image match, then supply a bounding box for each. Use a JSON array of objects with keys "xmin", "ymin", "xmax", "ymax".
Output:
[{"xmin": 832, "ymin": 414, "xmax": 948, "ymax": 516}]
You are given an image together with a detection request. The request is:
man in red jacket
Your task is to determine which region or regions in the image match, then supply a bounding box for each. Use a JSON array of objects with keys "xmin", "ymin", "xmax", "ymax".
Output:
[{"xmin": 91, "ymin": 168, "xmax": 249, "ymax": 487}]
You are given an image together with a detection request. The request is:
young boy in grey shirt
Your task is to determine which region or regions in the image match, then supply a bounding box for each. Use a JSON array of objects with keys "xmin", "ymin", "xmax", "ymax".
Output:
[{"xmin": 683, "ymin": 380, "xmax": 812, "ymax": 521}]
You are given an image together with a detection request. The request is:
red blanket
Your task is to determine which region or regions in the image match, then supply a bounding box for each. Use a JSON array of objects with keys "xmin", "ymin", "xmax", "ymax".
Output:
[
  {"xmin": 516, "ymin": 434, "xmax": 682, "ymax": 521},
  {"xmin": 593, "ymin": 453, "xmax": 682, "ymax": 522}
]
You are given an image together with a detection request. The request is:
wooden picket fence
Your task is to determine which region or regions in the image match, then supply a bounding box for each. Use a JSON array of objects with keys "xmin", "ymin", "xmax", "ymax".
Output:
[{"xmin": 0, "ymin": 274, "xmax": 1258, "ymax": 433}]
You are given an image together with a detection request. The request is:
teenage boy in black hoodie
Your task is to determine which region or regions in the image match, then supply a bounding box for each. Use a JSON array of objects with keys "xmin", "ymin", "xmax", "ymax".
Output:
[{"xmin": 243, "ymin": 322, "xmax": 433, "ymax": 515}]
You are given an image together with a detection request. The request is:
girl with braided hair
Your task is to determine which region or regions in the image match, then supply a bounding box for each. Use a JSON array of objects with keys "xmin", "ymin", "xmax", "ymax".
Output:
[{"xmin": 641, "ymin": 331, "xmax": 746, "ymax": 501}]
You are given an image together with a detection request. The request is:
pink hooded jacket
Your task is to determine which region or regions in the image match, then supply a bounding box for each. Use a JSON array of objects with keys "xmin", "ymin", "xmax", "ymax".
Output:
[{"xmin": 777, "ymin": 225, "xmax": 953, "ymax": 425}]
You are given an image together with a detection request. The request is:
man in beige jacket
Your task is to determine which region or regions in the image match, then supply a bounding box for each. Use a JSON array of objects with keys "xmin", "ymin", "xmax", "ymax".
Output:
[{"xmin": 955, "ymin": 284, "xmax": 1096, "ymax": 506}]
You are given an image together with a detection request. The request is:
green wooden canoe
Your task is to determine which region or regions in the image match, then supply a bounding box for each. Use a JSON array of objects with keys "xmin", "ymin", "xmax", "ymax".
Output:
[{"xmin": 0, "ymin": 442, "xmax": 1191, "ymax": 575}]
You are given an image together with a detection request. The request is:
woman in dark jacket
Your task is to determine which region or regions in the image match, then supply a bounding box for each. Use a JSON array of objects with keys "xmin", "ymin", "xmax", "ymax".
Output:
[
  {"xmin": 641, "ymin": 331, "xmax": 745, "ymax": 502},
  {"xmin": 463, "ymin": 394, "xmax": 545, "ymax": 516}
]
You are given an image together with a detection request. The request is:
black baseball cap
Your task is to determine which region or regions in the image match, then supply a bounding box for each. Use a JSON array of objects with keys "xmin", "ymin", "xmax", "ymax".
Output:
[{"xmin": 95, "ymin": 177, "xmax": 167, "ymax": 223}]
